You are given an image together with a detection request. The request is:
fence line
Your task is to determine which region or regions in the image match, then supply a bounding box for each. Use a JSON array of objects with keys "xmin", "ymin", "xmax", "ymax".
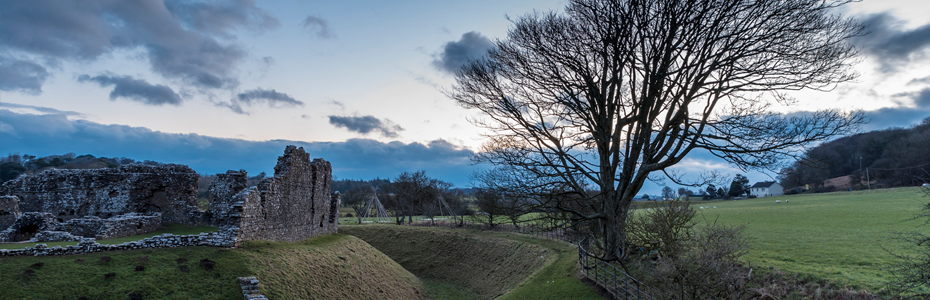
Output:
[{"xmin": 404, "ymin": 220, "xmax": 658, "ymax": 300}]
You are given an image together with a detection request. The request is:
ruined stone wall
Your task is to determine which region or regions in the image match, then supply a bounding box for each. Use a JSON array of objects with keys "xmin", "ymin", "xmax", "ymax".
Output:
[
  {"xmin": 0, "ymin": 195, "xmax": 22, "ymax": 230},
  {"xmin": 207, "ymin": 170, "xmax": 248, "ymax": 226},
  {"xmin": 223, "ymin": 146, "xmax": 337, "ymax": 245},
  {"xmin": 0, "ymin": 164, "xmax": 201, "ymax": 225},
  {"xmin": 0, "ymin": 212, "xmax": 164, "ymax": 242}
]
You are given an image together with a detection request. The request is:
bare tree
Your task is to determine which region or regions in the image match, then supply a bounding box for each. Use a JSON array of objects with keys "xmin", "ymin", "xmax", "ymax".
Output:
[
  {"xmin": 450, "ymin": 0, "xmax": 865, "ymax": 261},
  {"xmin": 342, "ymin": 186, "xmax": 374, "ymax": 224}
]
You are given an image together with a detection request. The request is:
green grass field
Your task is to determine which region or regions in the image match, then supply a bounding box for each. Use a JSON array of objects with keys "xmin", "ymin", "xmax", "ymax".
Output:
[{"xmin": 690, "ymin": 187, "xmax": 927, "ymax": 291}]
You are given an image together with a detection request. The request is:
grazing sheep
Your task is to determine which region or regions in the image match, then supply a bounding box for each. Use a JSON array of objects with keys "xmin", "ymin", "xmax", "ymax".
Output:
[
  {"xmin": 786, "ymin": 200, "xmax": 789, "ymax": 203},
  {"xmin": 776, "ymin": 200, "xmax": 781, "ymax": 203}
]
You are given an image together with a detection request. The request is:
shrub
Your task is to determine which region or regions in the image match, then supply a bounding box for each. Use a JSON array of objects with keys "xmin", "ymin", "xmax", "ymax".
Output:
[{"xmin": 627, "ymin": 200, "xmax": 751, "ymax": 300}]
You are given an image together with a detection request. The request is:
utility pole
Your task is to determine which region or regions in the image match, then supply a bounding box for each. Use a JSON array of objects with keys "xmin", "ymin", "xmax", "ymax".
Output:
[{"xmin": 867, "ymin": 167, "xmax": 871, "ymax": 190}]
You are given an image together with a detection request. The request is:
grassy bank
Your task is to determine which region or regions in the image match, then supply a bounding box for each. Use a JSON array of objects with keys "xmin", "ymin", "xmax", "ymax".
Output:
[
  {"xmin": 237, "ymin": 234, "xmax": 427, "ymax": 300},
  {"xmin": 0, "ymin": 233, "xmax": 426, "ymax": 300},
  {"xmin": 341, "ymin": 225, "xmax": 604, "ymax": 300}
]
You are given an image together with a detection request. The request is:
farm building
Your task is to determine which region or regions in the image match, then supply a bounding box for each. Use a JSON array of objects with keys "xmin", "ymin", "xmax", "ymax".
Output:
[{"xmin": 750, "ymin": 181, "xmax": 784, "ymax": 198}]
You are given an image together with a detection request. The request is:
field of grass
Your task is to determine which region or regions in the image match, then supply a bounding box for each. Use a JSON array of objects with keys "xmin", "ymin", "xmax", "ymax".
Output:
[
  {"xmin": 0, "ymin": 224, "xmax": 218, "ymax": 250},
  {"xmin": 341, "ymin": 225, "xmax": 604, "ymax": 300},
  {"xmin": 690, "ymin": 187, "xmax": 927, "ymax": 291},
  {"xmin": 0, "ymin": 244, "xmax": 250, "ymax": 299}
]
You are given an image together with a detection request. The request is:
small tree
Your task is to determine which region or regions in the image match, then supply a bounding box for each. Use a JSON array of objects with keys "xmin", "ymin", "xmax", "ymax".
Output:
[
  {"xmin": 343, "ymin": 186, "xmax": 374, "ymax": 224},
  {"xmin": 704, "ymin": 184, "xmax": 717, "ymax": 200},
  {"xmin": 728, "ymin": 174, "xmax": 751, "ymax": 198},
  {"xmin": 662, "ymin": 186, "xmax": 677, "ymax": 200}
]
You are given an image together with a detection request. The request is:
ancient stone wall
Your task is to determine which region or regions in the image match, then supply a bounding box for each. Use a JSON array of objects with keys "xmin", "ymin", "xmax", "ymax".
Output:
[
  {"xmin": 0, "ymin": 231, "xmax": 234, "ymax": 257},
  {"xmin": 0, "ymin": 164, "xmax": 201, "ymax": 225},
  {"xmin": 0, "ymin": 212, "xmax": 164, "ymax": 242},
  {"xmin": 223, "ymin": 146, "xmax": 338, "ymax": 246},
  {"xmin": 0, "ymin": 195, "xmax": 22, "ymax": 230},
  {"xmin": 207, "ymin": 169, "xmax": 248, "ymax": 226},
  {"xmin": 0, "ymin": 145, "xmax": 336, "ymax": 248}
]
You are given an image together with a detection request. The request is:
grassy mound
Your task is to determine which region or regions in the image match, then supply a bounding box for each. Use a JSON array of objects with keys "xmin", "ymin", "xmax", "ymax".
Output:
[
  {"xmin": 237, "ymin": 234, "xmax": 427, "ymax": 300},
  {"xmin": 341, "ymin": 225, "xmax": 561, "ymax": 300},
  {"xmin": 0, "ymin": 233, "xmax": 427, "ymax": 300}
]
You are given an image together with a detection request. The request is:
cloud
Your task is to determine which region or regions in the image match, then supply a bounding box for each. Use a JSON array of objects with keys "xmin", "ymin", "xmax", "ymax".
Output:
[
  {"xmin": 909, "ymin": 76, "xmax": 930, "ymax": 86},
  {"xmin": 301, "ymin": 15, "xmax": 335, "ymax": 39},
  {"xmin": 0, "ymin": 109, "xmax": 477, "ymax": 185},
  {"xmin": 78, "ymin": 74, "xmax": 182, "ymax": 106},
  {"xmin": 0, "ymin": 56, "xmax": 50, "ymax": 95},
  {"xmin": 164, "ymin": 0, "xmax": 279, "ymax": 37},
  {"xmin": 218, "ymin": 88, "xmax": 303, "ymax": 114},
  {"xmin": 328, "ymin": 115, "xmax": 404, "ymax": 138},
  {"xmin": 235, "ymin": 88, "xmax": 304, "ymax": 107},
  {"xmin": 433, "ymin": 31, "xmax": 494, "ymax": 74},
  {"xmin": 0, "ymin": 0, "xmax": 277, "ymax": 92},
  {"xmin": 851, "ymin": 13, "xmax": 930, "ymax": 72},
  {"xmin": 0, "ymin": 102, "xmax": 84, "ymax": 117}
]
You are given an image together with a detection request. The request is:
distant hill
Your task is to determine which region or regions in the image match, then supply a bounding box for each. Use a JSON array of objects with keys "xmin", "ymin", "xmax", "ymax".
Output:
[{"xmin": 779, "ymin": 117, "xmax": 930, "ymax": 191}]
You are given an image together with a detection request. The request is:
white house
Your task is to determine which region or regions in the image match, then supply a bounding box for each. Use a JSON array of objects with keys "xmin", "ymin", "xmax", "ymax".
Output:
[{"xmin": 750, "ymin": 181, "xmax": 784, "ymax": 198}]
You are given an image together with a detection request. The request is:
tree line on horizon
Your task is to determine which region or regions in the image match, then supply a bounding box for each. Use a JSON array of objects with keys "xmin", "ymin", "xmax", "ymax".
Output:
[{"xmin": 778, "ymin": 117, "xmax": 930, "ymax": 192}]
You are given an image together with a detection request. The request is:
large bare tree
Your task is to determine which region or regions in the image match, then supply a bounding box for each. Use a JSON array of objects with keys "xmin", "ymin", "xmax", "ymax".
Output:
[{"xmin": 450, "ymin": 0, "xmax": 866, "ymax": 261}]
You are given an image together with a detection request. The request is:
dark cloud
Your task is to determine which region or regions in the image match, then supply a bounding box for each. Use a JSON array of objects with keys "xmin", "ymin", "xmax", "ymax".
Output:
[
  {"xmin": 219, "ymin": 88, "xmax": 302, "ymax": 114},
  {"xmin": 78, "ymin": 74, "xmax": 182, "ymax": 106},
  {"xmin": 0, "ymin": 0, "xmax": 277, "ymax": 92},
  {"xmin": 0, "ymin": 109, "xmax": 477, "ymax": 186},
  {"xmin": 301, "ymin": 15, "xmax": 335, "ymax": 39},
  {"xmin": 164, "ymin": 0, "xmax": 279, "ymax": 37},
  {"xmin": 328, "ymin": 115, "xmax": 404, "ymax": 138},
  {"xmin": 0, "ymin": 56, "xmax": 50, "ymax": 94},
  {"xmin": 851, "ymin": 13, "xmax": 930, "ymax": 72},
  {"xmin": 909, "ymin": 76, "xmax": 930, "ymax": 86},
  {"xmin": 913, "ymin": 89, "xmax": 930, "ymax": 107},
  {"xmin": 433, "ymin": 31, "xmax": 494, "ymax": 74},
  {"xmin": 235, "ymin": 88, "xmax": 303, "ymax": 107}
]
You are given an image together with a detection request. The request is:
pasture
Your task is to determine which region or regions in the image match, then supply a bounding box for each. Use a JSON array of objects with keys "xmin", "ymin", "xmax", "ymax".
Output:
[{"xmin": 696, "ymin": 187, "xmax": 927, "ymax": 291}]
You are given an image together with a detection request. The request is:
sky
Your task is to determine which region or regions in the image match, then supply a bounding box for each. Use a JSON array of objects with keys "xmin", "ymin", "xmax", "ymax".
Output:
[{"xmin": 1, "ymin": 0, "xmax": 929, "ymax": 195}]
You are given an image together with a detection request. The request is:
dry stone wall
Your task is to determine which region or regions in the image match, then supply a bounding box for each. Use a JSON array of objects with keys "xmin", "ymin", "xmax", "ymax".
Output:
[{"xmin": 0, "ymin": 231, "xmax": 234, "ymax": 257}]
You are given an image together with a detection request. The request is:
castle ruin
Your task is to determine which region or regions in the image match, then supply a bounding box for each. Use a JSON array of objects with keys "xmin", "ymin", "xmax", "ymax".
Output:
[{"xmin": 0, "ymin": 146, "xmax": 338, "ymax": 248}]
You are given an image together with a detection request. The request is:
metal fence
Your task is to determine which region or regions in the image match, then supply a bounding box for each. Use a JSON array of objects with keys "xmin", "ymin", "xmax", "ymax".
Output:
[{"xmin": 577, "ymin": 241, "xmax": 656, "ymax": 300}]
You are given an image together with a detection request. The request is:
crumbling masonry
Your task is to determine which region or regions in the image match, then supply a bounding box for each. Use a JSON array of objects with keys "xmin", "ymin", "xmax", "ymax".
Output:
[{"xmin": 0, "ymin": 146, "xmax": 338, "ymax": 250}]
